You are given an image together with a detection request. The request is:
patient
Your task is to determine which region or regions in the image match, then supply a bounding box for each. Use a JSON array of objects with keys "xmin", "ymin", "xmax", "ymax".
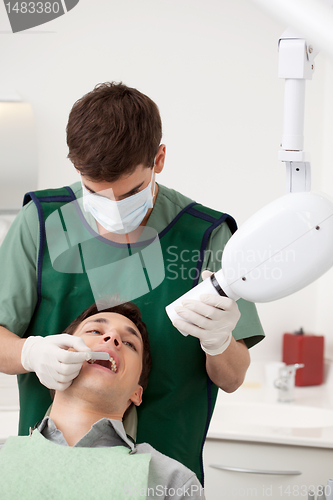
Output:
[{"xmin": 0, "ymin": 302, "xmax": 204, "ymax": 500}]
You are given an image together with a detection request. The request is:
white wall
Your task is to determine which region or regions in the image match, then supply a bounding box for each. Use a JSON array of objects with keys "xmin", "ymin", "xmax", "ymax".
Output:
[{"xmin": 0, "ymin": 0, "xmax": 332, "ymax": 360}]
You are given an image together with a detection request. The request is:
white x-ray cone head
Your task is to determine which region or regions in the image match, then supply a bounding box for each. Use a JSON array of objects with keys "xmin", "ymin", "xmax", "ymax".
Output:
[
  {"xmin": 220, "ymin": 191, "xmax": 333, "ymax": 302},
  {"xmin": 166, "ymin": 191, "xmax": 333, "ymax": 326}
]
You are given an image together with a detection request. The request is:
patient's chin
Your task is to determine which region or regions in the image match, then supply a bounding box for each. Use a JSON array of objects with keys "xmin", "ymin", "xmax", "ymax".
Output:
[{"xmin": 69, "ymin": 368, "xmax": 112, "ymax": 398}]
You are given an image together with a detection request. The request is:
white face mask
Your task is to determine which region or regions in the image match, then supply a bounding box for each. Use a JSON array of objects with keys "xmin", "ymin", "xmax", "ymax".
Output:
[{"xmin": 81, "ymin": 170, "xmax": 156, "ymax": 234}]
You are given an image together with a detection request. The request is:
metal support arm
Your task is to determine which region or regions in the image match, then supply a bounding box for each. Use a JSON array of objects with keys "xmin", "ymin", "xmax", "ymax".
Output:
[{"xmin": 278, "ymin": 30, "xmax": 318, "ymax": 193}]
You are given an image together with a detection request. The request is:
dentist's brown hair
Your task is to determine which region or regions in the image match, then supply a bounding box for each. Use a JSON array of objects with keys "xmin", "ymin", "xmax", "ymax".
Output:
[{"xmin": 67, "ymin": 82, "xmax": 162, "ymax": 182}]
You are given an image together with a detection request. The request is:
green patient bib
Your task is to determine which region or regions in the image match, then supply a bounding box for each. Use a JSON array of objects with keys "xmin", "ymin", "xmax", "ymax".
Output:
[{"xmin": 0, "ymin": 432, "xmax": 151, "ymax": 499}]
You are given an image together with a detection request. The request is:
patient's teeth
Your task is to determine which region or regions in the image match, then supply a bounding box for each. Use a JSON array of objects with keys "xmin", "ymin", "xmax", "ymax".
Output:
[
  {"xmin": 87, "ymin": 355, "xmax": 117, "ymax": 372},
  {"xmin": 109, "ymin": 356, "xmax": 117, "ymax": 372}
]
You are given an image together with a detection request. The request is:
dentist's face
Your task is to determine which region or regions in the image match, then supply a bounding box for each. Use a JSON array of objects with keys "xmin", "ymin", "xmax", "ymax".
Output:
[
  {"xmin": 80, "ymin": 164, "xmax": 154, "ymax": 202},
  {"xmin": 78, "ymin": 143, "xmax": 166, "ymax": 202},
  {"xmin": 71, "ymin": 312, "xmax": 143, "ymax": 410}
]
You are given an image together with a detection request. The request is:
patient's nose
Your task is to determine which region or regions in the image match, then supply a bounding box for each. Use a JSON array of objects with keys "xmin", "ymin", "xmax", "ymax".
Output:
[{"xmin": 102, "ymin": 330, "xmax": 121, "ymax": 348}]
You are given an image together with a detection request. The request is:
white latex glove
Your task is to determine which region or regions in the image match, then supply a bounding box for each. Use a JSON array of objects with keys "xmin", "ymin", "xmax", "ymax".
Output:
[
  {"xmin": 173, "ymin": 270, "xmax": 241, "ymax": 356},
  {"xmin": 21, "ymin": 334, "xmax": 91, "ymax": 390}
]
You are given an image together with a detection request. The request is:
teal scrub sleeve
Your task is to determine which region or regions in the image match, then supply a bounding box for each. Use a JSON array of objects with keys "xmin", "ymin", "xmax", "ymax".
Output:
[
  {"xmin": 201, "ymin": 222, "xmax": 265, "ymax": 349},
  {"xmin": 0, "ymin": 201, "xmax": 39, "ymax": 336}
]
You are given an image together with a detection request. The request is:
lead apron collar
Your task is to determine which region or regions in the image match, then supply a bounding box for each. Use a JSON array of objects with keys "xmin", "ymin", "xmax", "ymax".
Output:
[{"xmin": 0, "ymin": 431, "xmax": 151, "ymax": 500}]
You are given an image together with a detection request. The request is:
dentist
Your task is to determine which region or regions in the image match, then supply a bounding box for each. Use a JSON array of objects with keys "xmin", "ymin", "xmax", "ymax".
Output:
[{"xmin": 0, "ymin": 82, "xmax": 264, "ymax": 484}]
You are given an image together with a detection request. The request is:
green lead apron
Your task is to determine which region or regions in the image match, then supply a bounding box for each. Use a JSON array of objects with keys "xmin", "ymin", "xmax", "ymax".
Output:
[
  {"xmin": 19, "ymin": 186, "xmax": 237, "ymax": 484},
  {"xmin": 0, "ymin": 431, "xmax": 151, "ymax": 499}
]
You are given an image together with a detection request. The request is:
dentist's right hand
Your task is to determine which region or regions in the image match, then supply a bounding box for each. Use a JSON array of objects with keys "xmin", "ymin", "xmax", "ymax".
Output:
[{"xmin": 21, "ymin": 334, "xmax": 91, "ymax": 390}]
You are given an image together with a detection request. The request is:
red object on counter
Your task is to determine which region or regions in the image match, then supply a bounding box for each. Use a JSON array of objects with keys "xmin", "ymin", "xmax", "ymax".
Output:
[{"xmin": 282, "ymin": 330, "xmax": 324, "ymax": 386}]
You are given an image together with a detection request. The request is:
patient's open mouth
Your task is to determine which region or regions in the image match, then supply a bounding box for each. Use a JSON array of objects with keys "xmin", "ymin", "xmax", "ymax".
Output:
[{"xmin": 88, "ymin": 356, "xmax": 117, "ymax": 373}]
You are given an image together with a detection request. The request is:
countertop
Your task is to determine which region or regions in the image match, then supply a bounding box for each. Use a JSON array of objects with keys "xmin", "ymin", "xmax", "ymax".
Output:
[{"xmin": 207, "ymin": 360, "xmax": 333, "ymax": 448}]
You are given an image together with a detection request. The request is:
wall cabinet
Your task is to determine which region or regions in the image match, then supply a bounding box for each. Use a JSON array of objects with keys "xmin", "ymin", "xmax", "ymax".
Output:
[{"xmin": 203, "ymin": 438, "xmax": 333, "ymax": 500}]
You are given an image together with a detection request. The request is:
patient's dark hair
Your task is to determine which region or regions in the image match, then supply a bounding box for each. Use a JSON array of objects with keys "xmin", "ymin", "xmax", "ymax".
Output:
[{"xmin": 65, "ymin": 301, "xmax": 151, "ymax": 392}]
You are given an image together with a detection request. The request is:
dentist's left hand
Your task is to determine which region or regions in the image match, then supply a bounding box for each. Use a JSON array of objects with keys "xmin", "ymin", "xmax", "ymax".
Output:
[
  {"xmin": 21, "ymin": 334, "xmax": 91, "ymax": 390},
  {"xmin": 173, "ymin": 271, "xmax": 241, "ymax": 356}
]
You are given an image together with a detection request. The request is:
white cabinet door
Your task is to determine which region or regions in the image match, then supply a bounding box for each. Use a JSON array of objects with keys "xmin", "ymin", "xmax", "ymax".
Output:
[{"xmin": 203, "ymin": 439, "xmax": 333, "ymax": 500}]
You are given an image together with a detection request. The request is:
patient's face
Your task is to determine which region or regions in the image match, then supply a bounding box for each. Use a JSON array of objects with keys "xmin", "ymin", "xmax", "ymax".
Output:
[{"xmin": 71, "ymin": 312, "xmax": 143, "ymax": 409}]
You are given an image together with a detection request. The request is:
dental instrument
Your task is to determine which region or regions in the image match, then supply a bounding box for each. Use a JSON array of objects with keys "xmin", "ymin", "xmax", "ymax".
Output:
[
  {"xmin": 85, "ymin": 352, "xmax": 110, "ymax": 361},
  {"xmin": 85, "ymin": 352, "xmax": 117, "ymax": 372}
]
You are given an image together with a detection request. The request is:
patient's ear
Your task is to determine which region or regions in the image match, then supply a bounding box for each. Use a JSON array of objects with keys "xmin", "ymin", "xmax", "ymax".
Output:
[{"xmin": 130, "ymin": 385, "xmax": 143, "ymax": 407}]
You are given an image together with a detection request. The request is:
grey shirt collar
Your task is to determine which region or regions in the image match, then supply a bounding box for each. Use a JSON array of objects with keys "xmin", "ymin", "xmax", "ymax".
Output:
[{"xmin": 37, "ymin": 417, "xmax": 136, "ymax": 453}]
